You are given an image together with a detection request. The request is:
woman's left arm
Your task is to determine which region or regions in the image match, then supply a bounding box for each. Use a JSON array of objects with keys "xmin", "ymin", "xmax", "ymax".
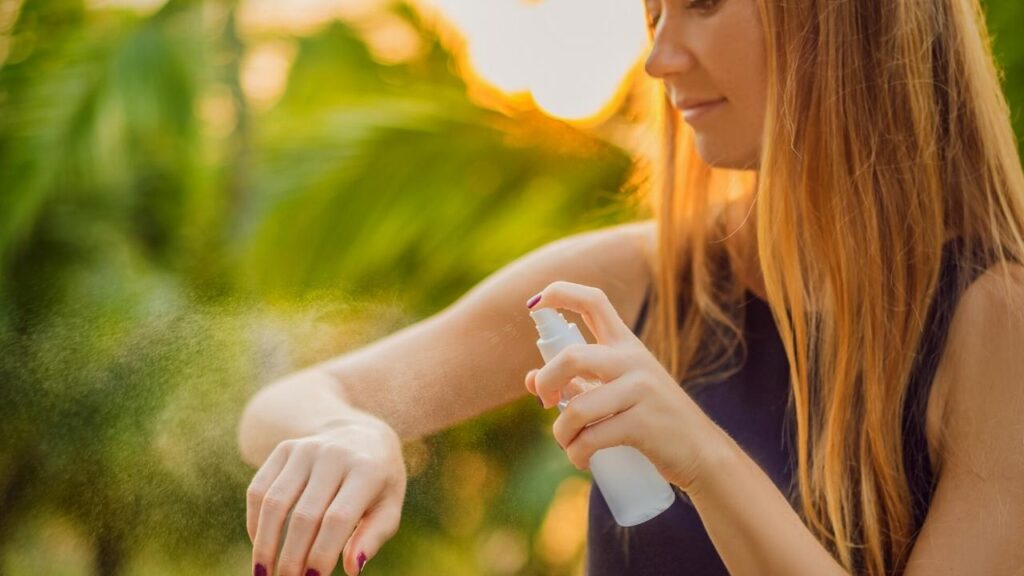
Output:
[
  {"xmin": 902, "ymin": 264, "xmax": 1024, "ymax": 574},
  {"xmin": 525, "ymin": 273, "xmax": 1024, "ymax": 576}
]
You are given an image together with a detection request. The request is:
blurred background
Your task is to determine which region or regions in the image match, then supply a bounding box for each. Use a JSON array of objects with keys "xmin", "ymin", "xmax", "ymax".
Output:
[{"xmin": 0, "ymin": 0, "xmax": 1021, "ymax": 574}]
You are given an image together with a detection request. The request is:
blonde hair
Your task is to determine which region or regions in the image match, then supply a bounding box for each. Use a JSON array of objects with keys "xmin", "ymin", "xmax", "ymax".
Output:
[{"xmin": 636, "ymin": 0, "xmax": 1024, "ymax": 573}]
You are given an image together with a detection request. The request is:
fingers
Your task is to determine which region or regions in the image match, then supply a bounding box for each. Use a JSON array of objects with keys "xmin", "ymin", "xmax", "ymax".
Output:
[
  {"xmin": 524, "ymin": 368, "xmax": 539, "ymax": 396},
  {"xmin": 275, "ymin": 455, "xmax": 348, "ymax": 576},
  {"xmin": 342, "ymin": 495, "xmax": 403, "ymax": 575},
  {"xmin": 306, "ymin": 466, "xmax": 391, "ymax": 576},
  {"xmin": 551, "ymin": 373, "xmax": 643, "ymax": 452},
  {"xmin": 253, "ymin": 444, "xmax": 315, "ymax": 574},
  {"xmin": 527, "ymin": 281, "xmax": 633, "ymax": 345},
  {"xmin": 563, "ymin": 404, "xmax": 638, "ymax": 471},
  {"xmin": 533, "ymin": 343, "xmax": 628, "ymax": 409},
  {"xmin": 247, "ymin": 442, "xmax": 291, "ymax": 543}
]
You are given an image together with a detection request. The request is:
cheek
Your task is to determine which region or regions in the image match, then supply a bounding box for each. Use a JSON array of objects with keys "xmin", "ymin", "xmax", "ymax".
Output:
[
  {"xmin": 701, "ymin": 22, "xmax": 767, "ymax": 166},
  {"xmin": 713, "ymin": 35, "xmax": 766, "ymax": 127}
]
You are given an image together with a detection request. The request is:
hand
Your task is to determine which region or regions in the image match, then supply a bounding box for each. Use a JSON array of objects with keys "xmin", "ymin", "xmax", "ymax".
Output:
[
  {"xmin": 523, "ymin": 281, "xmax": 725, "ymax": 492},
  {"xmin": 246, "ymin": 416, "xmax": 406, "ymax": 576}
]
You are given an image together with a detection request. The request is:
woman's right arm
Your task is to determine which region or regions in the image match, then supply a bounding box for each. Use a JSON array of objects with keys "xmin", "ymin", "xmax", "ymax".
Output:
[
  {"xmin": 239, "ymin": 219, "xmax": 655, "ymax": 459},
  {"xmin": 237, "ymin": 218, "xmax": 655, "ymax": 576}
]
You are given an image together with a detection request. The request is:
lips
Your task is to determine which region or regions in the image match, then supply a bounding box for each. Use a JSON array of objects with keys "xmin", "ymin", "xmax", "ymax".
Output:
[{"xmin": 675, "ymin": 97, "xmax": 726, "ymax": 111}]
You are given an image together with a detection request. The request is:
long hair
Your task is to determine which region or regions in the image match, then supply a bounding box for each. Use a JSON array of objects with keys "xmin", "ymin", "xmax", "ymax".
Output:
[{"xmin": 637, "ymin": 0, "xmax": 1024, "ymax": 573}]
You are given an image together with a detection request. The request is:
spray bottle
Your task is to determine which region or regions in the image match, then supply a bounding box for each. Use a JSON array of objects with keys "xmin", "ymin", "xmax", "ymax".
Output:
[{"xmin": 530, "ymin": 308, "xmax": 676, "ymax": 526}]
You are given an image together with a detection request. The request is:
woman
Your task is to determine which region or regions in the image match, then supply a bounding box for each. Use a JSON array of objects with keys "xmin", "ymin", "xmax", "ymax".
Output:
[{"xmin": 237, "ymin": 0, "xmax": 1024, "ymax": 574}]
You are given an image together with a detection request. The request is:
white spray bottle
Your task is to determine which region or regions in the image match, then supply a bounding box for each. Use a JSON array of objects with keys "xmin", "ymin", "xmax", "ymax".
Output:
[{"xmin": 530, "ymin": 308, "xmax": 676, "ymax": 526}]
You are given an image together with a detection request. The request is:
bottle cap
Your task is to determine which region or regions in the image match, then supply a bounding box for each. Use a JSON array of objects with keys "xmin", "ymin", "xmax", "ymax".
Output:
[{"xmin": 529, "ymin": 308, "xmax": 567, "ymax": 341}]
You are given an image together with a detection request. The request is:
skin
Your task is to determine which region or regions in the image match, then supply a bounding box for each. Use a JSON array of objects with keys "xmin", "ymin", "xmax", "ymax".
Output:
[
  {"xmin": 240, "ymin": 223, "xmax": 656, "ymax": 576},
  {"xmin": 524, "ymin": 0, "xmax": 1024, "ymax": 573},
  {"xmin": 643, "ymin": 0, "xmax": 767, "ymax": 170},
  {"xmin": 239, "ymin": 0, "xmax": 1024, "ymax": 574}
]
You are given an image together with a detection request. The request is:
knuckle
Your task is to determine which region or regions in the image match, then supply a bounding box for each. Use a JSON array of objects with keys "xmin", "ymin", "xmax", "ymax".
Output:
[
  {"xmin": 534, "ymin": 367, "xmax": 548, "ymax": 388},
  {"xmin": 347, "ymin": 452, "xmax": 376, "ymax": 471},
  {"xmin": 562, "ymin": 345, "xmax": 587, "ymax": 368},
  {"xmin": 550, "ymin": 280, "xmax": 572, "ymax": 292},
  {"xmin": 367, "ymin": 465, "xmax": 391, "ymax": 486},
  {"xmin": 324, "ymin": 505, "xmax": 360, "ymax": 527},
  {"xmin": 293, "ymin": 439, "xmax": 319, "ymax": 456},
  {"xmin": 246, "ymin": 484, "xmax": 265, "ymax": 504},
  {"xmin": 562, "ymin": 400, "xmax": 581, "ymax": 420},
  {"xmin": 317, "ymin": 440, "xmax": 350, "ymax": 463},
  {"xmin": 321, "ymin": 441, "xmax": 351, "ymax": 460},
  {"xmin": 261, "ymin": 494, "xmax": 290, "ymax": 515},
  {"xmin": 290, "ymin": 506, "xmax": 323, "ymax": 526},
  {"xmin": 551, "ymin": 426, "xmax": 565, "ymax": 449},
  {"xmin": 587, "ymin": 285, "xmax": 607, "ymax": 303},
  {"xmin": 573, "ymin": 433, "xmax": 588, "ymax": 454},
  {"xmin": 630, "ymin": 374, "xmax": 650, "ymax": 393}
]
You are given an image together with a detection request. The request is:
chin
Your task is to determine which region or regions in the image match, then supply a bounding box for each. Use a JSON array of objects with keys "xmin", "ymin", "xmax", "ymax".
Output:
[{"xmin": 693, "ymin": 136, "xmax": 760, "ymax": 171}]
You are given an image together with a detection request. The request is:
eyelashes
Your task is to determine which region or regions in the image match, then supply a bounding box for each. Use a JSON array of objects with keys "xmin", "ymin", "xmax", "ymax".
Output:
[
  {"xmin": 646, "ymin": 0, "xmax": 722, "ymax": 29},
  {"xmin": 688, "ymin": 0, "xmax": 721, "ymax": 10}
]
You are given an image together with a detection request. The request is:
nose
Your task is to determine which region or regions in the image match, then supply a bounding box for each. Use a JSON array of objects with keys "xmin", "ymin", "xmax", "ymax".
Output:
[{"xmin": 643, "ymin": 24, "xmax": 697, "ymax": 79}]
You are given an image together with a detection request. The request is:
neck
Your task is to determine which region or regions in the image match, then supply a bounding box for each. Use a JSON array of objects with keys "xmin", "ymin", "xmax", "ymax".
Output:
[{"xmin": 724, "ymin": 194, "xmax": 766, "ymax": 300}]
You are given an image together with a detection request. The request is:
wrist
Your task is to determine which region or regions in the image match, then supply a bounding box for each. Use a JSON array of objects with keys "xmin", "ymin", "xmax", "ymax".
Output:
[
  {"xmin": 316, "ymin": 410, "xmax": 390, "ymax": 437},
  {"xmin": 679, "ymin": 422, "xmax": 742, "ymax": 498}
]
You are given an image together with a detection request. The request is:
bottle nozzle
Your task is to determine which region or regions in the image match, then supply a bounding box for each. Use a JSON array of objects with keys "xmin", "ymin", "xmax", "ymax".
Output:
[{"xmin": 529, "ymin": 308, "xmax": 567, "ymax": 341}]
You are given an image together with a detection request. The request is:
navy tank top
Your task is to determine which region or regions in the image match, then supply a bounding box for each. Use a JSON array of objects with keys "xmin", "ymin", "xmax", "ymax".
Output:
[{"xmin": 586, "ymin": 239, "xmax": 983, "ymax": 575}]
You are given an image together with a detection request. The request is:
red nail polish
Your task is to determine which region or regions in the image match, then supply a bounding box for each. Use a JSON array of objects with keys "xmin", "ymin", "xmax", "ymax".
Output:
[
  {"xmin": 526, "ymin": 294, "xmax": 542, "ymax": 308},
  {"xmin": 305, "ymin": 570, "xmax": 320, "ymax": 576},
  {"xmin": 358, "ymin": 551, "xmax": 368, "ymax": 573},
  {"xmin": 254, "ymin": 564, "xmax": 267, "ymax": 576}
]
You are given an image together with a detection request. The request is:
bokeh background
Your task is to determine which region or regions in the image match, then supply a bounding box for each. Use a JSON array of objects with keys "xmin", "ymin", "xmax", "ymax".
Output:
[{"xmin": 1, "ymin": 1, "xmax": 1021, "ymax": 574}]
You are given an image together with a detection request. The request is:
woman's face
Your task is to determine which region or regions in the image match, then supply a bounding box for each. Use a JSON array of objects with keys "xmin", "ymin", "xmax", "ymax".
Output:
[{"xmin": 644, "ymin": 0, "xmax": 767, "ymax": 170}]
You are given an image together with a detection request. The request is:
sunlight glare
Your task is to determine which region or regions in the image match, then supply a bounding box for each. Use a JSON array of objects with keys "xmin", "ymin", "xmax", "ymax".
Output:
[{"xmin": 418, "ymin": 0, "xmax": 649, "ymax": 122}]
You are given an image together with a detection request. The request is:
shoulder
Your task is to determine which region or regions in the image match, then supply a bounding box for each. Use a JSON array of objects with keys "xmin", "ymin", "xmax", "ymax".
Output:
[
  {"xmin": 907, "ymin": 261, "xmax": 1024, "ymax": 571},
  {"xmin": 929, "ymin": 260, "xmax": 1024, "ymax": 475},
  {"xmin": 942, "ymin": 261, "xmax": 1024, "ymax": 379}
]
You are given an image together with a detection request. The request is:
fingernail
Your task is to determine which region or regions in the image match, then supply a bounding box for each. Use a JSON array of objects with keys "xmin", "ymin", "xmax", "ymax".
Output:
[
  {"xmin": 305, "ymin": 570, "xmax": 320, "ymax": 576},
  {"xmin": 526, "ymin": 293, "xmax": 542, "ymax": 308},
  {"xmin": 254, "ymin": 565, "xmax": 267, "ymax": 576},
  {"xmin": 358, "ymin": 551, "xmax": 368, "ymax": 573}
]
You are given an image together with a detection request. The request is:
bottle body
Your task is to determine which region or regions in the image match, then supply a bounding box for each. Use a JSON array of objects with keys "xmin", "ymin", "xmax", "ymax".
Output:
[{"xmin": 530, "ymin": 309, "xmax": 676, "ymax": 527}]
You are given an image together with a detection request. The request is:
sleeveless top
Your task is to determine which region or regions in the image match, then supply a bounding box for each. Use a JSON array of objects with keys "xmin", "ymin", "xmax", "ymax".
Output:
[{"xmin": 586, "ymin": 238, "xmax": 984, "ymax": 575}]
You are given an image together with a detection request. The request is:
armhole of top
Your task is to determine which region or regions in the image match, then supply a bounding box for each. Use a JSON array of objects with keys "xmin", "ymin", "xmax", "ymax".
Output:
[{"xmin": 632, "ymin": 283, "xmax": 653, "ymax": 336}]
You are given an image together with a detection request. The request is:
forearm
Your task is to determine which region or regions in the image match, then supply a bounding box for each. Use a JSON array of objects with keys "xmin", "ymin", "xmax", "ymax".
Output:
[
  {"xmin": 685, "ymin": 435, "xmax": 848, "ymax": 576},
  {"xmin": 237, "ymin": 367, "xmax": 382, "ymax": 467}
]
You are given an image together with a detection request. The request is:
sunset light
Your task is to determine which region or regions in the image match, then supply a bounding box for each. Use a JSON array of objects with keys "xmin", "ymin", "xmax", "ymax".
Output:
[
  {"xmin": 233, "ymin": 0, "xmax": 652, "ymax": 123},
  {"xmin": 418, "ymin": 0, "xmax": 650, "ymax": 122}
]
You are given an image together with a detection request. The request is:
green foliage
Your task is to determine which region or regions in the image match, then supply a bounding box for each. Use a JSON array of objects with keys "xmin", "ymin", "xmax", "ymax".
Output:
[
  {"xmin": 0, "ymin": 1, "xmax": 639, "ymax": 574},
  {"xmin": 1, "ymin": 0, "xmax": 1023, "ymax": 574}
]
